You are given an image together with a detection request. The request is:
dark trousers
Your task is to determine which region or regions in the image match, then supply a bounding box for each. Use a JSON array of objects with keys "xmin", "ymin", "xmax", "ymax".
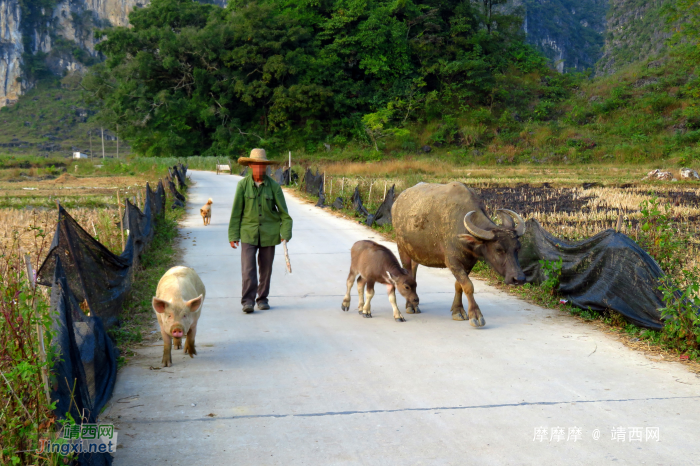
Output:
[{"xmin": 241, "ymin": 242, "xmax": 276, "ymax": 306}]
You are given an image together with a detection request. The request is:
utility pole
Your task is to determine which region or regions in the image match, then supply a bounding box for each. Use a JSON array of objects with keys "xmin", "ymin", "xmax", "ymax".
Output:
[{"xmin": 101, "ymin": 127, "xmax": 105, "ymax": 159}]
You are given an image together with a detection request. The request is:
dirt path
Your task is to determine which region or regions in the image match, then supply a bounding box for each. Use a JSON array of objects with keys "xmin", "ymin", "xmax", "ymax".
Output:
[{"xmin": 106, "ymin": 170, "xmax": 700, "ymax": 465}]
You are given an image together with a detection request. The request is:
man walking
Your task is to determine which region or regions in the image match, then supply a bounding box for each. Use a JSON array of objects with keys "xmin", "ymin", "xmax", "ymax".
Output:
[{"xmin": 229, "ymin": 149, "xmax": 293, "ymax": 313}]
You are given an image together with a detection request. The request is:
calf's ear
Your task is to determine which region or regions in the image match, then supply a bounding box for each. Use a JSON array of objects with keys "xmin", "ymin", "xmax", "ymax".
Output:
[
  {"xmin": 186, "ymin": 294, "xmax": 204, "ymax": 312},
  {"xmin": 152, "ymin": 298, "xmax": 169, "ymax": 314},
  {"xmin": 386, "ymin": 271, "xmax": 398, "ymax": 285},
  {"xmin": 458, "ymin": 234, "xmax": 483, "ymax": 245}
]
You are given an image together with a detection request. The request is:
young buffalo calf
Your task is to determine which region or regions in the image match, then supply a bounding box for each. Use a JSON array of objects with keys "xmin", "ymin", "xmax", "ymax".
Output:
[
  {"xmin": 200, "ymin": 198, "xmax": 213, "ymax": 225},
  {"xmin": 152, "ymin": 266, "xmax": 205, "ymax": 367},
  {"xmin": 342, "ymin": 240, "xmax": 419, "ymax": 322}
]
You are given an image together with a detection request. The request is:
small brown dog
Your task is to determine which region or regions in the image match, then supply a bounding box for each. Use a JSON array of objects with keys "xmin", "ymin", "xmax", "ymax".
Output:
[{"xmin": 200, "ymin": 198, "xmax": 212, "ymax": 225}]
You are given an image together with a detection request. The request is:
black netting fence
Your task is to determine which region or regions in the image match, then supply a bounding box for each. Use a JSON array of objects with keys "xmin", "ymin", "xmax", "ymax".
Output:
[
  {"xmin": 366, "ymin": 184, "xmax": 395, "ymax": 227},
  {"xmin": 273, "ymin": 167, "xmax": 291, "ymax": 185},
  {"xmin": 36, "ymin": 178, "xmax": 178, "ymax": 465},
  {"xmin": 304, "ymin": 168, "xmax": 324, "ymax": 194}
]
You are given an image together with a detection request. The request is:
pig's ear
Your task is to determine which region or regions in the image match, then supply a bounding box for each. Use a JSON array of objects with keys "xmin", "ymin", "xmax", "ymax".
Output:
[
  {"xmin": 152, "ymin": 298, "xmax": 169, "ymax": 314},
  {"xmin": 186, "ymin": 294, "xmax": 204, "ymax": 313}
]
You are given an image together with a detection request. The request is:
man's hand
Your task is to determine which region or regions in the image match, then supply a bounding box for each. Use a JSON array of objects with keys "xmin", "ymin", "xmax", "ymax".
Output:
[{"xmin": 230, "ymin": 241, "xmax": 240, "ymax": 249}]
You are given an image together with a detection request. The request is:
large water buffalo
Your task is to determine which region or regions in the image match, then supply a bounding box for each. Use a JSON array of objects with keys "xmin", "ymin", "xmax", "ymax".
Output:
[{"xmin": 392, "ymin": 182, "xmax": 526, "ymax": 327}]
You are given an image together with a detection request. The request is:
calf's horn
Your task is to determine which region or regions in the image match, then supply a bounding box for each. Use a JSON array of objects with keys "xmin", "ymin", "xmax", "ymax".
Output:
[
  {"xmin": 496, "ymin": 209, "xmax": 526, "ymax": 236},
  {"xmin": 463, "ymin": 211, "xmax": 495, "ymax": 241}
]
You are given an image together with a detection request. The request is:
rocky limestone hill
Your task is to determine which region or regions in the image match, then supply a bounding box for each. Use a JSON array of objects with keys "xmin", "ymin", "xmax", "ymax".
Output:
[
  {"xmin": 0, "ymin": 0, "xmax": 226, "ymax": 108},
  {"xmin": 596, "ymin": 0, "xmax": 672, "ymax": 75}
]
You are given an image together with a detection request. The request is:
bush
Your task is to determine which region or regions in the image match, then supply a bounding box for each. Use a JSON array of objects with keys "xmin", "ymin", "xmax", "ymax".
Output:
[
  {"xmin": 0, "ymin": 232, "xmax": 60, "ymax": 465},
  {"xmin": 658, "ymin": 270, "xmax": 700, "ymax": 358},
  {"xmin": 637, "ymin": 196, "xmax": 684, "ymax": 275}
]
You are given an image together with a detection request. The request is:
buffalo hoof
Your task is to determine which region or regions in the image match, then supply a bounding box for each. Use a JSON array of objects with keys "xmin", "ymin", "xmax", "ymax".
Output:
[
  {"xmin": 452, "ymin": 313, "xmax": 466, "ymax": 321},
  {"xmin": 358, "ymin": 309, "xmax": 364, "ymax": 315},
  {"xmin": 363, "ymin": 312, "xmax": 372, "ymax": 318},
  {"xmin": 341, "ymin": 304, "xmax": 349, "ymax": 312},
  {"xmin": 469, "ymin": 317, "xmax": 486, "ymax": 328},
  {"xmin": 395, "ymin": 316, "xmax": 406, "ymax": 322},
  {"xmin": 406, "ymin": 304, "xmax": 421, "ymax": 314}
]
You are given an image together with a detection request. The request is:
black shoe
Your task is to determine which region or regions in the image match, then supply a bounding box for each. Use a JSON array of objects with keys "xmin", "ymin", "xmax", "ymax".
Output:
[
  {"xmin": 256, "ymin": 302, "xmax": 270, "ymax": 311},
  {"xmin": 242, "ymin": 304, "xmax": 254, "ymax": 314}
]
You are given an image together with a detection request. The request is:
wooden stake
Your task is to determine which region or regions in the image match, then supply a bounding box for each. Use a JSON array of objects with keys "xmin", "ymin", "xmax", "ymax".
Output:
[
  {"xmin": 89, "ymin": 129, "xmax": 93, "ymax": 158},
  {"xmin": 24, "ymin": 254, "xmax": 51, "ymax": 406},
  {"xmin": 341, "ymin": 177, "xmax": 345, "ymax": 196},
  {"xmin": 101, "ymin": 127, "xmax": 105, "ymax": 159},
  {"xmin": 329, "ymin": 177, "xmax": 333, "ymax": 199},
  {"xmin": 116, "ymin": 125, "xmax": 120, "ymax": 159},
  {"xmin": 117, "ymin": 190, "xmax": 125, "ymax": 251},
  {"xmin": 368, "ymin": 181, "xmax": 373, "ymax": 208},
  {"xmin": 383, "ymin": 181, "xmax": 387, "ymax": 201}
]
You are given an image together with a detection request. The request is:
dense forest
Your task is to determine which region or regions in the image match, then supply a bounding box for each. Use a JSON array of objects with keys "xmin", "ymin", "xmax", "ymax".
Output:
[{"xmin": 83, "ymin": 0, "xmax": 576, "ymax": 157}]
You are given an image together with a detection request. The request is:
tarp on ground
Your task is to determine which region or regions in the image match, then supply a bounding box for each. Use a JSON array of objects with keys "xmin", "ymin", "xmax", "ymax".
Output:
[{"xmin": 518, "ymin": 219, "xmax": 667, "ymax": 330}]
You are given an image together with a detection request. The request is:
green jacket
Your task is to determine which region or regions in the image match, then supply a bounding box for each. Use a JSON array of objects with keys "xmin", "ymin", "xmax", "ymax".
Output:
[{"xmin": 228, "ymin": 174, "xmax": 293, "ymax": 246}]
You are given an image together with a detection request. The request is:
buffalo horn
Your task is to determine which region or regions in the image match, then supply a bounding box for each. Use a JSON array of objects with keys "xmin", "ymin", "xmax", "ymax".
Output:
[
  {"xmin": 463, "ymin": 211, "xmax": 495, "ymax": 241},
  {"xmin": 497, "ymin": 209, "xmax": 526, "ymax": 236}
]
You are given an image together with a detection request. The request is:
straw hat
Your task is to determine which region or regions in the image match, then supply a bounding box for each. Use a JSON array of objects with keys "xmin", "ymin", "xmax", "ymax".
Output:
[{"xmin": 237, "ymin": 148, "xmax": 277, "ymax": 166}]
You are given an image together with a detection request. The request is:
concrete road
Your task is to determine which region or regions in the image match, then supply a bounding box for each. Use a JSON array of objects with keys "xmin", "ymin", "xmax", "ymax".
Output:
[{"xmin": 107, "ymin": 170, "xmax": 700, "ymax": 465}]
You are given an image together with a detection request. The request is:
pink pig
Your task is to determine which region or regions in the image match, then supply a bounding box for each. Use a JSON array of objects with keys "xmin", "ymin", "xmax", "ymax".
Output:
[{"xmin": 152, "ymin": 266, "xmax": 205, "ymax": 367}]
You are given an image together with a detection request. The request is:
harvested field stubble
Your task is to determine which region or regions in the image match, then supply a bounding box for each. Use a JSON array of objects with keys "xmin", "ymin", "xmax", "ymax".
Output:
[
  {"xmin": 0, "ymin": 207, "xmax": 123, "ymax": 261},
  {"xmin": 317, "ymin": 169, "xmax": 700, "ymax": 275}
]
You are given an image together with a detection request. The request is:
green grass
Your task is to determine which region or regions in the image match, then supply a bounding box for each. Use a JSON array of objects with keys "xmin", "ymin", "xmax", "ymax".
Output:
[{"xmin": 0, "ymin": 79, "xmax": 124, "ymax": 158}]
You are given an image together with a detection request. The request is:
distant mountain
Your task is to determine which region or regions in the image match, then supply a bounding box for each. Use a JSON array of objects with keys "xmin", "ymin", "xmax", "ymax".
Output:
[
  {"xmin": 522, "ymin": 0, "xmax": 608, "ymax": 73},
  {"xmin": 596, "ymin": 0, "xmax": 672, "ymax": 75},
  {"xmin": 0, "ymin": 0, "xmax": 227, "ymax": 108}
]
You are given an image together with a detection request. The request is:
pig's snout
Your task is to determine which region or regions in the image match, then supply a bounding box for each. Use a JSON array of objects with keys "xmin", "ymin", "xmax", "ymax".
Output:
[{"xmin": 171, "ymin": 326, "xmax": 184, "ymax": 338}]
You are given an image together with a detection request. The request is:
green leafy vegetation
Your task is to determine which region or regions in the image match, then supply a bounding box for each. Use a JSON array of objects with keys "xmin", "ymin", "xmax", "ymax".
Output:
[
  {"xmin": 658, "ymin": 270, "xmax": 700, "ymax": 359},
  {"xmin": 84, "ymin": 0, "xmax": 556, "ymax": 157},
  {"xmin": 0, "ymin": 227, "xmax": 61, "ymax": 465},
  {"xmin": 0, "ymin": 80, "xmax": 123, "ymax": 158}
]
